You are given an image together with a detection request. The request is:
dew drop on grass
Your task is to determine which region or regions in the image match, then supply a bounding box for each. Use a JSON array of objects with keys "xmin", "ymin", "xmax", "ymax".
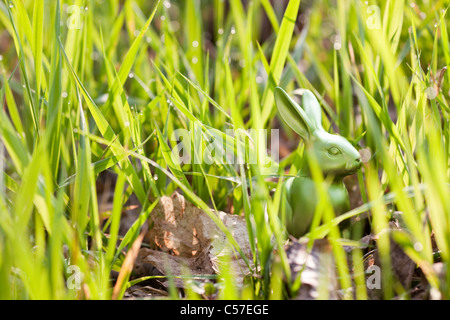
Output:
[
  {"xmin": 129, "ymin": 73, "xmax": 134, "ymax": 79},
  {"xmin": 153, "ymin": 174, "xmax": 159, "ymax": 181},
  {"xmin": 359, "ymin": 148, "xmax": 372, "ymax": 163},
  {"xmin": 425, "ymin": 87, "xmax": 438, "ymax": 99},
  {"xmin": 218, "ymin": 28, "xmax": 224, "ymax": 35},
  {"xmin": 91, "ymin": 51, "xmax": 99, "ymax": 60},
  {"xmin": 169, "ymin": 21, "xmax": 180, "ymax": 32},
  {"xmin": 192, "ymin": 40, "xmax": 199, "ymax": 48},
  {"xmin": 231, "ymin": 26, "xmax": 236, "ymax": 34},
  {"xmin": 414, "ymin": 242, "xmax": 423, "ymax": 252},
  {"xmin": 192, "ymin": 56, "xmax": 198, "ymax": 64},
  {"xmin": 163, "ymin": 1, "xmax": 171, "ymax": 9},
  {"xmin": 62, "ymin": 92, "xmax": 68, "ymax": 98},
  {"xmin": 333, "ymin": 34, "xmax": 341, "ymax": 50}
]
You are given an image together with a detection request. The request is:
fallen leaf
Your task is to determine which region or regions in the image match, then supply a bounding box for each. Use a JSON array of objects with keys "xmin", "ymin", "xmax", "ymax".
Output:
[
  {"xmin": 137, "ymin": 192, "xmax": 253, "ymax": 288},
  {"xmin": 366, "ymin": 223, "xmax": 417, "ymax": 299},
  {"xmin": 113, "ymin": 226, "xmax": 148, "ymax": 300},
  {"xmin": 285, "ymin": 239, "xmax": 339, "ymax": 300}
]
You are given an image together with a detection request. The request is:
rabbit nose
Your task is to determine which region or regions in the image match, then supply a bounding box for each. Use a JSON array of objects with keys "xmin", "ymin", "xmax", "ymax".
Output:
[
  {"xmin": 347, "ymin": 157, "xmax": 362, "ymax": 171},
  {"xmin": 355, "ymin": 157, "xmax": 362, "ymax": 169}
]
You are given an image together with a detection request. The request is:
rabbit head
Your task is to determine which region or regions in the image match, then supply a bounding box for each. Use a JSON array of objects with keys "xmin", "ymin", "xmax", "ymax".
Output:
[{"xmin": 274, "ymin": 87, "xmax": 362, "ymax": 177}]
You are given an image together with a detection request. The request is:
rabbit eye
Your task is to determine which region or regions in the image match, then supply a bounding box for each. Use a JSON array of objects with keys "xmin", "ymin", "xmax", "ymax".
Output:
[{"xmin": 328, "ymin": 147, "xmax": 341, "ymax": 156}]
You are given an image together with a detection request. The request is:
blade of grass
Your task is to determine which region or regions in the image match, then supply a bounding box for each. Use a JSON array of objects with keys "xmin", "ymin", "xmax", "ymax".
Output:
[
  {"xmin": 261, "ymin": 0, "xmax": 301, "ymax": 126},
  {"xmin": 59, "ymin": 38, "xmax": 148, "ymax": 206}
]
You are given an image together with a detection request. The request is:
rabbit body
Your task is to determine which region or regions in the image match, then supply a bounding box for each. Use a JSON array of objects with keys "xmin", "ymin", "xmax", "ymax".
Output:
[
  {"xmin": 281, "ymin": 176, "xmax": 350, "ymax": 238},
  {"xmin": 274, "ymin": 87, "xmax": 361, "ymax": 238}
]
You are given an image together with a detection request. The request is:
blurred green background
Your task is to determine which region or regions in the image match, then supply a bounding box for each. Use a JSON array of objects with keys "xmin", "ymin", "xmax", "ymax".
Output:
[{"xmin": 0, "ymin": 0, "xmax": 449, "ymax": 300}]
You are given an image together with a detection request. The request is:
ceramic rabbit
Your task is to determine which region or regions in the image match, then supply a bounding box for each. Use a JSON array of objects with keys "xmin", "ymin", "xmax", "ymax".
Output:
[{"xmin": 274, "ymin": 87, "xmax": 362, "ymax": 238}]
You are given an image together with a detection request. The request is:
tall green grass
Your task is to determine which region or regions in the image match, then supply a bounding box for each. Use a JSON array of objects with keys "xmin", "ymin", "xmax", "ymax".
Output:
[{"xmin": 0, "ymin": 0, "xmax": 449, "ymax": 300}]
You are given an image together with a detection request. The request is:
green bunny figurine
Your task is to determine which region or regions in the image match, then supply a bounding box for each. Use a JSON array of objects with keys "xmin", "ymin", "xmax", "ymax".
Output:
[{"xmin": 274, "ymin": 87, "xmax": 362, "ymax": 238}]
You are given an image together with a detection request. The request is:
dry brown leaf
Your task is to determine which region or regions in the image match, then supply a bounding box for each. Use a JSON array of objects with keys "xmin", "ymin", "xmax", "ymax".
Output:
[
  {"xmin": 137, "ymin": 192, "xmax": 253, "ymax": 288},
  {"xmin": 136, "ymin": 247, "xmax": 215, "ymax": 288},
  {"xmin": 366, "ymin": 223, "xmax": 417, "ymax": 299},
  {"xmin": 285, "ymin": 239, "xmax": 339, "ymax": 300},
  {"xmin": 113, "ymin": 226, "xmax": 147, "ymax": 299}
]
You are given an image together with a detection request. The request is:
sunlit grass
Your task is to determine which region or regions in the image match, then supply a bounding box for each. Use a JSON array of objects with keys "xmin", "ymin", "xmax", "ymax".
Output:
[{"xmin": 0, "ymin": 0, "xmax": 449, "ymax": 300}]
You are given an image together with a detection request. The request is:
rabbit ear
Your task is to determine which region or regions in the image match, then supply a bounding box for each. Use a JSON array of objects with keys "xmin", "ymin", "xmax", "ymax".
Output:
[
  {"xmin": 274, "ymin": 87, "xmax": 313, "ymax": 141},
  {"xmin": 301, "ymin": 90, "xmax": 323, "ymax": 130}
]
